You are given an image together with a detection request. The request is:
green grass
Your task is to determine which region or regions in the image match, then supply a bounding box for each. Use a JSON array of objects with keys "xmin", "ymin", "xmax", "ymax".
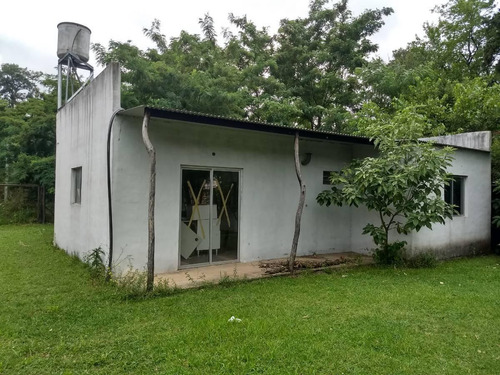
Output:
[{"xmin": 1, "ymin": 225, "xmax": 500, "ymax": 374}]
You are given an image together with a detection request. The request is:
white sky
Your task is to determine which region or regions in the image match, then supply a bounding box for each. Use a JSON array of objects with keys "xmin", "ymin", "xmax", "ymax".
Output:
[{"xmin": 0, "ymin": 0, "xmax": 447, "ymax": 75}]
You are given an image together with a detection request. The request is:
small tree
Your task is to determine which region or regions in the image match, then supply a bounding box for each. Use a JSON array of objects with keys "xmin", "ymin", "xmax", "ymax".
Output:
[{"xmin": 317, "ymin": 105, "xmax": 455, "ymax": 263}]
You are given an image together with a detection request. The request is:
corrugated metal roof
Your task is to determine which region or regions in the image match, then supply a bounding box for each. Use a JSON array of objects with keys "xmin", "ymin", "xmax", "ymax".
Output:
[{"xmin": 119, "ymin": 105, "xmax": 373, "ymax": 145}]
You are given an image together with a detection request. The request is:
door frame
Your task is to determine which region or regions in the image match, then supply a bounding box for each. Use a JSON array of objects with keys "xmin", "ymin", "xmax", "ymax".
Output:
[{"xmin": 178, "ymin": 165, "xmax": 241, "ymax": 269}]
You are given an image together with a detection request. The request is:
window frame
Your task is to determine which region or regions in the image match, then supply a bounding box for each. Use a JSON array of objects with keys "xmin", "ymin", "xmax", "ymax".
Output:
[
  {"xmin": 323, "ymin": 171, "xmax": 336, "ymax": 185},
  {"xmin": 444, "ymin": 175, "xmax": 465, "ymax": 216},
  {"xmin": 71, "ymin": 166, "xmax": 82, "ymax": 204}
]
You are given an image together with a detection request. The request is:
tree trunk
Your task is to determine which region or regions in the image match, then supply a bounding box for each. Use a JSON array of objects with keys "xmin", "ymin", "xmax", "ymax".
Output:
[
  {"xmin": 288, "ymin": 132, "xmax": 306, "ymax": 273},
  {"xmin": 141, "ymin": 110, "xmax": 156, "ymax": 292}
]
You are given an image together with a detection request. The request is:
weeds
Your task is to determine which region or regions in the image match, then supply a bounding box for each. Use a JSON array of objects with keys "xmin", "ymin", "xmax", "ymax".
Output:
[
  {"xmin": 110, "ymin": 267, "xmax": 180, "ymax": 299},
  {"xmin": 83, "ymin": 247, "xmax": 107, "ymax": 280},
  {"xmin": 405, "ymin": 252, "xmax": 438, "ymax": 268},
  {"xmin": 373, "ymin": 241, "xmax": 407, "ymax": 265}
]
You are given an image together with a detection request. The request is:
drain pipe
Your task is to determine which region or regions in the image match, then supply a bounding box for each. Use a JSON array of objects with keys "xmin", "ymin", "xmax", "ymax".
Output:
[{"xmin": 106, "ymin": 108, "xmax": 124, "ymax": 278}]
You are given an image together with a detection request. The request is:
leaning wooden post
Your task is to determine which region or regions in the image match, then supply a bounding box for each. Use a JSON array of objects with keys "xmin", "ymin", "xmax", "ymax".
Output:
[
  {"xmin": 289, "ymin": 132, "xmax": 306, "ymax": 273},
  {"xmin": 142, "ymin": 109, "xmax": 156, "ymax": 292}
]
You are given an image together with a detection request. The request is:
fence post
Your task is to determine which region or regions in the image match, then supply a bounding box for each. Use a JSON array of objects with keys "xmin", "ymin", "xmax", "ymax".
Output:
[{"xmin": 37, "ymin": 185, "xmax": 46, "ymax": 224}]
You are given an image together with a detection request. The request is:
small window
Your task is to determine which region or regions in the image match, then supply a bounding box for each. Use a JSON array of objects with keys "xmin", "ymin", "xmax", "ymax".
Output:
[
  {"xmin": 444, "ymin": 176, "xmax": 465, "ymax": 215},
  {"xmin": 71, "ymin": 167, "xmax": 82, "ymax": 204},
  {"xmin": 323, "ymin": 171, "xmax": 335, "ymax": 185}
]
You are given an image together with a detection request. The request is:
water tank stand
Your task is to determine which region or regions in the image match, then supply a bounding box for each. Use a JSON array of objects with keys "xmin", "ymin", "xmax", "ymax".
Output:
[{"xmin": 57, "ymin": 52, "xmax": 94, "ymax": 109}]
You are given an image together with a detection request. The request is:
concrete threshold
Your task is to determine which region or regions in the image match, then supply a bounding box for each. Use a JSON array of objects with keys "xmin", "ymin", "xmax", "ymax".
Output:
[{"xmin": 155, "ymin": 252, "xmax": 372, "ymax": 289}]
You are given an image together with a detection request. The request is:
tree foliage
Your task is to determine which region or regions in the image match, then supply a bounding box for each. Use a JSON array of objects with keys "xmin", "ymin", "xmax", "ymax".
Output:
[
  {"xmin": 92, "ymin": 0, "xmax": 393, "ymax": 130},
  {"xmin": 0, "ymin": 69, "xmax": 56, "ymax": 193},
  {"xmin": 0, "ymin": 64, "xmax": 42, "ymax": 108}
]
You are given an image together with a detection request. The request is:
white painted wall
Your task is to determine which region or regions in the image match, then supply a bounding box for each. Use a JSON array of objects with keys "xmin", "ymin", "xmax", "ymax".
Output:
[
  {"xmin": 408, "ymin": 148, "xmax": 491, "ymax": 257},
  {"xmin": 110, "ymin": 115, "xmax": 491, "ymax": 273},
  {"xmin": 111, "ymin": 116, "xmax": 368, "ymax": 273},
  {"xmin": 54, "ymin": 64, "xmax": 490, "ymax": 271},
  {"xmin": 54, "ymin": 63, "xmax": 121, "ymax": 259}
]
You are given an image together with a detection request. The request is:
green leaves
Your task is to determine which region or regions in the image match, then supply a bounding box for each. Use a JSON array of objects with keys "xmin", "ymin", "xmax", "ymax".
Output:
[
  {"xmin": 93, "ymin": 2, "xmax": 393, "ymax": 131},
  {"xmin": 0, "ymin": 64, "xmax": 42, "ymax": 108},
  {"xmin": 274, "ymin": 1, "xmax": 393, "ymax": 130},
  {"xmin": 0, "ymin": 67, "xmax": 56, "ymax": 193}
]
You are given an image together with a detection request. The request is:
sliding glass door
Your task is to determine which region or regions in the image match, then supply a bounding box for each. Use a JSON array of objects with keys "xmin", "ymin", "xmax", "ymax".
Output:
[{"xmin": 180, "ymin": 168, "xmax": 239, "ymax": 267}]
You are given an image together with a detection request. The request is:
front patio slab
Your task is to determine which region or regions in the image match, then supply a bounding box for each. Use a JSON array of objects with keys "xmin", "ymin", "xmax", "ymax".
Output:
[{"xmin": 155, "ymin": 252, "xmax": 372, "ymax": 289}]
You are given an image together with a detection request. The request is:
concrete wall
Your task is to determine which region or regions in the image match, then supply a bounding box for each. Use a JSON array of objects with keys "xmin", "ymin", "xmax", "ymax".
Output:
[
  {"xmin": 111, "ymin": 115, "xmax": 368, "ymax": 273},
  {"xmin": 54, "ymin": 63, "xmax": 121, "ymax": 258},
  {"xmin": 53, "ymin": 64, "xmax": 491, "ymax": 273},
  {"xmin": 422, "ymin": 131, "xmax": 491, "ymax": 152},
  {"xmin": 111, "ymin": 115, "xmax": 491, "ymax": 273},
  {"xmin": 408, "ymin": 148, "xmax": 491, "ymax": 257}
]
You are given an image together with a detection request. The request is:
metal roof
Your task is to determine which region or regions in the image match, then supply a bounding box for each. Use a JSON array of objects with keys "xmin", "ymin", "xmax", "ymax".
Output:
[{"xmin": 119, "ymin": 105, "xmax": 373, "ymax": 145}]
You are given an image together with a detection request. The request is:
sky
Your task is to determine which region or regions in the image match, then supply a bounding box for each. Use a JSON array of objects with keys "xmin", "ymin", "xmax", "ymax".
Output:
[{"xmin": 0, "ymin": 0, "xmax": 447, "ymax": 76}]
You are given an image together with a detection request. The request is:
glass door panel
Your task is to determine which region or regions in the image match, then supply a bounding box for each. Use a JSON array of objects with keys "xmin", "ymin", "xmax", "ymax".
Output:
[
  {"xmin": 212, "ymin": 170, "xmax": 239, "ymax": 262},
  {"xmin": 180, "ymin": 168, "xmax": 239, "ymax": 267},
  {"xmin": 180, "ymin": 169, "xmax": 211, "ymax": 266}
]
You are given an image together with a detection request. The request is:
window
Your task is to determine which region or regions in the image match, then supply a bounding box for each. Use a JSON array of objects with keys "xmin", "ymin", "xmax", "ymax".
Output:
[
  {"xmin": 323, "ymin": 171, "xmax": 335, "ymax": 185},
  {"xmin": 71, "ymin": 167, "xmax": 82, "ymax": 204},
  {"xmin": 444, "ymin": 176, "xmax": 465, "ymax": 215}
]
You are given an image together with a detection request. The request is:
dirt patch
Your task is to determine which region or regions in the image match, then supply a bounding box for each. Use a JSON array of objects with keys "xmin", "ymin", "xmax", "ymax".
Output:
[{"xmin": 259, "ymin": 256, "xmax": 358, "ymax": 275}]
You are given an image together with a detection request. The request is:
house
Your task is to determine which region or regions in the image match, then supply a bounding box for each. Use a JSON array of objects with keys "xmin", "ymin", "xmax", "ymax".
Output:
[{"xmin": 54, "ymin": 63, "xmax": 491, "ymax": 274}]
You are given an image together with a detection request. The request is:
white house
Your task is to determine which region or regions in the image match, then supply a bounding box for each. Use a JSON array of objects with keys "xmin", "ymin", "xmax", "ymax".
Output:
[{"xmin": 54, "ymin": 63, "xmax": 491, "ymax": 274}]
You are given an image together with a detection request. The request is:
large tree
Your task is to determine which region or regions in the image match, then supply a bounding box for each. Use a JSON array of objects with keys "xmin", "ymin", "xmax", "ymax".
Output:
[
  {"xmin": 273, "ymin": 0, "xmax": 392, "ymax": 131},
  {"xmin": 93, "ymin": 1, "xmax": 393, "ymax": 130},
  {"xmin": 0, "ymin": 64, "xmax": 42, "ymax": 108},
  {"xmin": 0, "ymin": 72, "xmax": 56, "ymax": 192}
]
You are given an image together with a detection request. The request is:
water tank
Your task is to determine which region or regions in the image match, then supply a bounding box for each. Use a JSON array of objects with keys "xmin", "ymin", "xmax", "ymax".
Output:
[{"xmin": 57, "ymin": 22, "xmax": 91, "ymax": 62}]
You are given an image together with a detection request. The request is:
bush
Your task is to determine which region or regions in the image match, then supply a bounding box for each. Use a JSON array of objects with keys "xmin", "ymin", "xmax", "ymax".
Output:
[{"xmin": 373, "ymin": 241, "xmax": 406, "ymax": 265}]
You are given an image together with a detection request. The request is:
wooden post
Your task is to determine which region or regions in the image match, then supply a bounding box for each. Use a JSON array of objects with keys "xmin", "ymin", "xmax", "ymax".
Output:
[
  {"xmin": 141, "ymin": 110, "xmax": 156, "ymax": 292},
  {"xmin": 37, "ymin": 185, "xmax": 46, "ymax": 224},
  {"xmin": 289, "ymin": 132, "xmax": 306, "ymax": 273}
]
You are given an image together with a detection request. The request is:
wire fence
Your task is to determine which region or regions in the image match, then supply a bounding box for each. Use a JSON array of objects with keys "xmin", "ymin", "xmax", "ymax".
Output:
[{"xmin": 0, "ymin": 184, "xmax": 46, "ymax": 224}]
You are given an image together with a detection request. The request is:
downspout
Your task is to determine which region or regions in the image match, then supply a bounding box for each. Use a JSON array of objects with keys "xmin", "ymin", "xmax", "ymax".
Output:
[
  {"xmin": 141, "ymin": 109, "xmax": 156, "ymax": 292},
  {"xmin": 106, "ymin": 108, "xmax": 124, "ymax": 279}
]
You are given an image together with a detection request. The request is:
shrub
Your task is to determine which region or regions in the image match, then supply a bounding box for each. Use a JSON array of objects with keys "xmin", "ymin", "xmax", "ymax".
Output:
[{"xmin": 373, "ymin": 241, "xmax": 406, "ymax": 265}]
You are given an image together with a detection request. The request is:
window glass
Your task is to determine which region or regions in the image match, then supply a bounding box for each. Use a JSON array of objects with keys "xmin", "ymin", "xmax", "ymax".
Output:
[
  {"xmin": 444, "ymin": 176, "xmax": 464, "ymax": 215},
  {"xmin": 71, "ymin": 167, "xmax": 82, "ymax": 204},
  {"xmin": 323, "ymin": 171, "xmax": 335, "ymax": 185}
]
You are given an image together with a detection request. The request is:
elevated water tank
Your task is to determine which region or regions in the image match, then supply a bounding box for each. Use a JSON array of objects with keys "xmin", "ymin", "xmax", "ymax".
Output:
[{"xmin": 57, "ymin": 22, "xmax": 91, "ymax": 62}]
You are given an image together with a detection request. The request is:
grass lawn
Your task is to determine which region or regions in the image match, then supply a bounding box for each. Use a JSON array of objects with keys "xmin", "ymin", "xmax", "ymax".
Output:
[{"xmin": 1, "ymin": 225, "xmax": 500, "ymax": 374}]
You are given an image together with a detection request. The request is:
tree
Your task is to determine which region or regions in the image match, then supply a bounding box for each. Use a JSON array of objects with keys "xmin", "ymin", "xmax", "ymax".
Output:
[
  {"xmin": 0, "ymin": 74, "xmax": 57, "ymax": 192},
  {"xmin": 426, "ymin": 0, "xmax": 497, "ymax": 79},
  {"xmin": 0, "ymin": 64, "xmax": 42, "ymax": 108},
  {"xmin": 317, "ymin": 104, "xmax": 455, "ymax": 263},
  {"xmin": 273, "ymin": 0, "xmax": 393, "ymax": 131},
  {"xmin": 93, "ymin": 1, "xmax": 393, "ymax": 131},
  {"xmin": 483, "ymin": 9, "xmax": 500, "ymax": 79}
]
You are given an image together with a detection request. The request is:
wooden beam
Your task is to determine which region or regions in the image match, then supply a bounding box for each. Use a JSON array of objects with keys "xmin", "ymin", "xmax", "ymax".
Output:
[
  {"xmin": 141, "ymin": 109, "xmax": 156, "ymax": 292},
  {"xmin": 289, "ymin": 132, "xmax": 306, "ymax": 273}
]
